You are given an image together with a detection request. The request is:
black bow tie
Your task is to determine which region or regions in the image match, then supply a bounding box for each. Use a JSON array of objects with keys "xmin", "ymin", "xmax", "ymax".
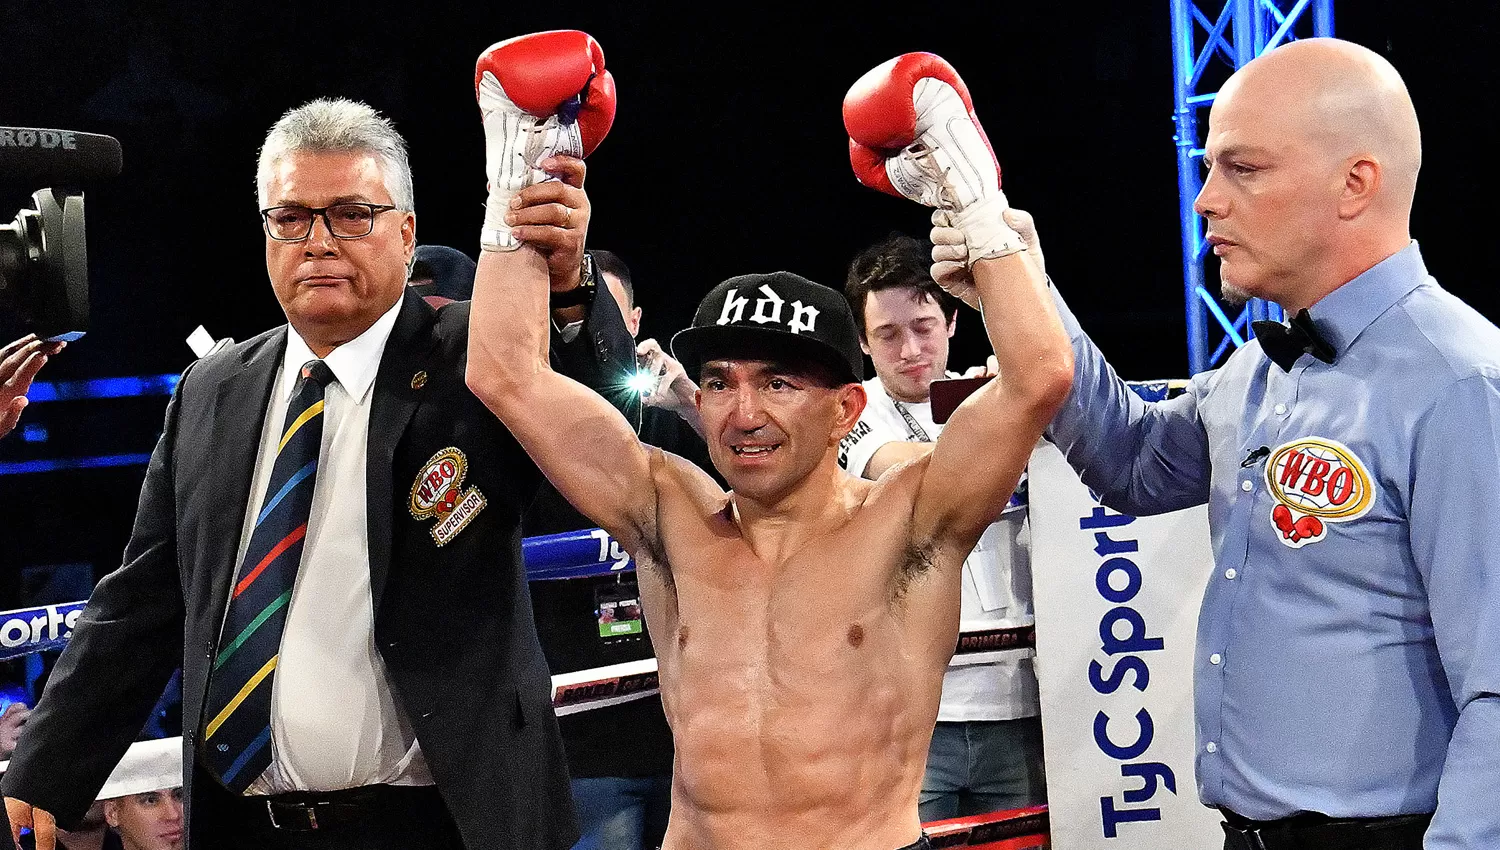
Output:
[{"xmin": 1251, "ymin": 309, "xmax": 1336, "ymax": 372}]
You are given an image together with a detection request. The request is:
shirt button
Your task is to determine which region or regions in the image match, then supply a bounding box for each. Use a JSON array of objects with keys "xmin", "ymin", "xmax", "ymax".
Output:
[
  {"xmin": 1240, "ymin": 480, "xmax": 1253, "ymax": 492},
  {"xmin": 1210, "ymin": 653, "xmax": 1222, "ymax": 665},
  {"xmin": 1274, "ymin": 403, "xmax": 1288, "ymax": 415},
  {"xmin": 1225, "ymin": 568, "xmax": 1238, "ymax": 580},
  {"xmin": 1206, "ymin": 742, "xmax": 1218, "ymax": 754}
]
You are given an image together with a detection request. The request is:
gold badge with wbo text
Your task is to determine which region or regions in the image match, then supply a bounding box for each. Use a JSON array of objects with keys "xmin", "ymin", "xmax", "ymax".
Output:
[{"xmin": 409, "ymin": 447, "xmax": 487, "ymax": 546}]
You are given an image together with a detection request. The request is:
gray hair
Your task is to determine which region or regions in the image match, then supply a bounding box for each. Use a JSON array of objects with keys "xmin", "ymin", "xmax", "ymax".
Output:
[{"xmin": 256, "ymin": 98, "xmax": 415, "ymax": 211}]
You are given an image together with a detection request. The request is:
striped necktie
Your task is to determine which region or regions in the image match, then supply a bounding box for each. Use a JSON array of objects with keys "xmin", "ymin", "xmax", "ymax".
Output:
[{"xmin": 201, "ymin": 359, "xmax": 334, "ymax": 792}]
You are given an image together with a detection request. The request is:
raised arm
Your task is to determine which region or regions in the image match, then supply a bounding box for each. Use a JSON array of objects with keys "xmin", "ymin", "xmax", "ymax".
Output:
[
  {"xmin": 462, "ymin": 32, "xmax": 673, "ymax": 554},
  {"xmin": 932, "ymin": 210, "xmax": 1214, "ymax": 516},
  {"xmin": 465, "ymin": 159, "xmax": 662, "ymax": 556},
  {"xmin": 916, "ymin": 248, "xmax": 1071, "ymax": 547},
  {"xmin": 843, "ymin": 52, "xmax": 1071, "ymax": 550}
]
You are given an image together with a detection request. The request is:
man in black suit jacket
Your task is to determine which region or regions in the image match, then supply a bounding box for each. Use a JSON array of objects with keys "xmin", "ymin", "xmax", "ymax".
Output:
[{"xmin": 1, "ymin": 98, "xmax": 632, "ymax": 850}]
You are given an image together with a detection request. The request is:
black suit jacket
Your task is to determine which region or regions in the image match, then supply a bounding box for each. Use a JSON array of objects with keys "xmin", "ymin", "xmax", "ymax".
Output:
[{"xmin": 0, "ymin": 288, "xmax": 636, "ymax": 850}]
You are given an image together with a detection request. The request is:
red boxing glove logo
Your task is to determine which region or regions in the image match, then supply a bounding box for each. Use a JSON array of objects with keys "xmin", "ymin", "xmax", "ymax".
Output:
[{"xmin": 1272, "ymin": 504, "xmax": 1325, "ymax": 545}]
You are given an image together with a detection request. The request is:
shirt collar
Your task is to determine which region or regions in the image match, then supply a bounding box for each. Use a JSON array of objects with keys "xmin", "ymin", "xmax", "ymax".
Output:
[
  {"xmin": 281, "ymin": 296, "xmax": 404, "ymax": 404},
  {"xmin": 1307, "ymin": 240, "xmax": 1430, "ymax": 355}
]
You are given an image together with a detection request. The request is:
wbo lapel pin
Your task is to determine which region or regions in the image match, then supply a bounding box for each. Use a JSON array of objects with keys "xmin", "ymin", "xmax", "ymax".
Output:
[{"xmin": 409, "ymin": 447, "xmax": 487, "ymax": 546}]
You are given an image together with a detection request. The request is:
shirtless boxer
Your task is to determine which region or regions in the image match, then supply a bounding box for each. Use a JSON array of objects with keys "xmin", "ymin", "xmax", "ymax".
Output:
[{"xmin": 464, "ymin": 50, "xmax": 1072, "ymax": 849}]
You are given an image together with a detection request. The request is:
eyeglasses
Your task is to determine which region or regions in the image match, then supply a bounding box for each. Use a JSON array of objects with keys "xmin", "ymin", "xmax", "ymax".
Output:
[{"xmin": 260, "ymin": 203, "xmax": 399, "ymax": 241}]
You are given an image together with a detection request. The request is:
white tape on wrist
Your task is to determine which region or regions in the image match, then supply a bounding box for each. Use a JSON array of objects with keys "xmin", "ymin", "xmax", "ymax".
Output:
[
  {"xmin": 478, "ymin": 70, "xmax": 583, "ymax": 253},
  {"xmin": 953, "ymin": 194, "xmax": 1027, "ymax": 263},
  {"xmin": 480, "ymin": 214, "xmax": 520, "ymax": 253}
]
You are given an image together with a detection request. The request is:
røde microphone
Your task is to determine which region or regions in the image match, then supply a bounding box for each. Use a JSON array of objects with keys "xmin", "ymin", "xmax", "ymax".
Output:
[
  {"xmin": 0, "ymin": 127, "xmax": 123, "ymax": 186},
  {"xmin": 0, "ymin": 127, "xmax": 116, "ymax": 339}
]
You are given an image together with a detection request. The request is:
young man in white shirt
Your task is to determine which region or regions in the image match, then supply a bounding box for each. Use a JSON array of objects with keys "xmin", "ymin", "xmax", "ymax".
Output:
[{"xmin": 838, "ymin": 233, "xmax": 1046, "ymax": 821}]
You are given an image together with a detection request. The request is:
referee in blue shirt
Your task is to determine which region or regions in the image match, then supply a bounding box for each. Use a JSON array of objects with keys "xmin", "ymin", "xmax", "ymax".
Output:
[{"xmin": 933, "ymin": 37, "xmax": 1499, "ymax": 850}]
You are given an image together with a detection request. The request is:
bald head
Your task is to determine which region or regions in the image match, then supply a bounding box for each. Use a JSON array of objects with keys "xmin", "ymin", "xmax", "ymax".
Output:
[
  {"xmin": 1222, "ymin": 38, "xmax": 1421, "ymax": 214},
  {"xmin": 1196, "ymin": 38, "xmax": 1422, "ymax": 310}
]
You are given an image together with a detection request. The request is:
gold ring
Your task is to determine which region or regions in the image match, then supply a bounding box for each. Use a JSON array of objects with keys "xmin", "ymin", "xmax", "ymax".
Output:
[{"xmin": 562, "ymin": 207, "xmax": 572, "ymax": 228}]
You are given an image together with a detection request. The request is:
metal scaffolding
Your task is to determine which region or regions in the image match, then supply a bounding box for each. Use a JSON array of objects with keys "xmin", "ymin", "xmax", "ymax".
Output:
[{"xmin": 1170, "ymin": 0, "xmax": 1334, "ymax": 374}]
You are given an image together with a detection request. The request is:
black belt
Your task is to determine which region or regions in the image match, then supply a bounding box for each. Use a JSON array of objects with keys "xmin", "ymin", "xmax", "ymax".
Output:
[
  {"xmin": 231, "ymin": 784, "xmax": 443, "ymax": 833},
  {"xmin": 1220, "ymin": 808, "xmax": 1432, "ymax": 850}
]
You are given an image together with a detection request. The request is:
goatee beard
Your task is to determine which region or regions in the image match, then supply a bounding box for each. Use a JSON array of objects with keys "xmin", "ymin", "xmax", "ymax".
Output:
[{"xmin": 1220, "ymin": 280, "xmax": 1252, "ymax": 307}]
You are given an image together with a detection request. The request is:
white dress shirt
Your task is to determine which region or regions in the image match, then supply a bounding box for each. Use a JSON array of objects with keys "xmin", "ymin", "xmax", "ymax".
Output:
[{"xmin": 231, "ymin": 298, "xmax": 433, "ymax": 793}]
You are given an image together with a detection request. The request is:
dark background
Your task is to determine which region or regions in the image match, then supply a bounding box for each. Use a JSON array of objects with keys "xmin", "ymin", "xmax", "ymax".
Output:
[{"xmin": 0, "ymin": 2, "xmax": 1495, "ymax": 627}]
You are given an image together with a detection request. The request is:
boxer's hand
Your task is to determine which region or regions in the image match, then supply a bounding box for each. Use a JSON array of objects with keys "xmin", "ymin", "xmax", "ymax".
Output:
[
  {"xmin": 844, "ymin": 52, "xmax": 1025, "ymax": 264},
  {"xmin": 636, "ymin": 338, "xmax": 697, "ymax": 414},
  {"xmin": 476, "ymin": 30, "xmax": 616, "ymax": 252},
  {"xmin": 931, "ymin": 207, "xmax": 1046, "ymax": 311},
  {"xmin": 1, "ymin": 335, "xmax": 65, "ymax": 438},
  {"xmin": 508, "ymin": 156, "xmax": 590, "ymax": 292},
  {"xmin": 5, "ymin": 797, "xmax": 57, "ymax": 850}
]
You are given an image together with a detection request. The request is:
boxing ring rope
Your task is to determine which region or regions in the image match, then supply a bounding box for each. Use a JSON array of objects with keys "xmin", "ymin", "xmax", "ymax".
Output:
[
  {"xmin": 3, "ymin": 381, "xmax": 1182, "ymax": 751},
  {"xmin": 924, "ymin": 806, "xmax": 1049, "ymax": 849}
]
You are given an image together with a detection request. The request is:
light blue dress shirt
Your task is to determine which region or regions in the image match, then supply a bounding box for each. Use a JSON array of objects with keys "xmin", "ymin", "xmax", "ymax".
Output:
[{"xmin": 1046, "ymin": 243, "xmax": 1500, "ymax": 849}]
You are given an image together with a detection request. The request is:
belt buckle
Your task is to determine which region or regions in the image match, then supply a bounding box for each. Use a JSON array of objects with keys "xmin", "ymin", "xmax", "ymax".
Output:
[
  {"xmin": 266, "ymin": 799, "xmax": 320, "ymax": 831},
  {"xmin": 1221, "ymin": 821, "xmax": 1270, "ymax": 850}
]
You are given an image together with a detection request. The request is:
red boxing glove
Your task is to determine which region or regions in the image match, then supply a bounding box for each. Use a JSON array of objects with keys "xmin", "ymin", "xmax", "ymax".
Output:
[
  {"xmin": 476, "ymin": 30, "xmax": 617, "ymax": 251},
  {"xmin": 844, "ymin": 53, "xmax": 1024, "ymax": 263}
]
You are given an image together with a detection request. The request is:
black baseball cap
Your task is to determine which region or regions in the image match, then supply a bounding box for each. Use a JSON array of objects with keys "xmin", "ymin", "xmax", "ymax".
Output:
[{"xmin": 671, "ymin": 272, "xmax": 864, "ymax": 385}]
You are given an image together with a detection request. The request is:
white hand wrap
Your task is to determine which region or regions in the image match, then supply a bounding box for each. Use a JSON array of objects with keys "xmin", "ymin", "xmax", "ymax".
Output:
[
  {"xmin": 950, "ymin": 194, "xmax": 1027, "ymax": 263},
  {"xmin": 883, "ymin": 79, "xmax": 1025, "ymax": 264},
  {"xmin": 479, "ymin": 71, "xmax": 584, "ymax": 252}
]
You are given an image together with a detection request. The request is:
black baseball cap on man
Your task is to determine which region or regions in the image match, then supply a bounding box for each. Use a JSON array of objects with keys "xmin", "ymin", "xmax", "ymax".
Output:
[{"xmin": 671, "ymin": 272, "xmax": 864, "ymax": 385}]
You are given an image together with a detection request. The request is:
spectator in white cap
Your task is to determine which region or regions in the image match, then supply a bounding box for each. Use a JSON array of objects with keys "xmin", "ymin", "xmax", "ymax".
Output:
[
  {"xmin": 2, "ymin": 739, "xmax": 181, "ymax": 850},
  {"xmin": 93, "ymin": 738, "xmax": 182, "ymax": 850}
]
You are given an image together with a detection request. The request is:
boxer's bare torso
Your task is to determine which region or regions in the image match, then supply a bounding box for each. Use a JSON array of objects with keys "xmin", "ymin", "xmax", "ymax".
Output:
[
  {"xmin": 465, "ymin": 231, "xmax": 1068, "ymax": 850},
  {"xmin": 637, "ymin": 452, "xmax": 961, "ymax": 850}
]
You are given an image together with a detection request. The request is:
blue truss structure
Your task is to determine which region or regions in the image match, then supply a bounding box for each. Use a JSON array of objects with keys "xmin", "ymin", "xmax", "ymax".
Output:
[{"xmin": 1170, "ymin": 0, "xmax": 1334, "ymax": 374}]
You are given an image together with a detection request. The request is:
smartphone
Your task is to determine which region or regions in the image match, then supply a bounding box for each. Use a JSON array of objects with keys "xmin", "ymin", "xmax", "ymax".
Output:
[{"xmin": 929, "ymin": 375, "xmax": 993, "ymax": 424}]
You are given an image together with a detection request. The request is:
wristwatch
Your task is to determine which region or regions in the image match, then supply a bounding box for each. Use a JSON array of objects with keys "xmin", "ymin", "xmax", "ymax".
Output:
[{"xmin": 550, "ymin": 252, "xmax": 598, "ymax": 309}]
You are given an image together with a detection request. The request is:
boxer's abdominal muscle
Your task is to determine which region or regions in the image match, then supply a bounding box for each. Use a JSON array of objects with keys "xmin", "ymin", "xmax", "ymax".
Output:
[{"xmin": 655, "ymin": 543, "xmax": 951, "ymax": 849}]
